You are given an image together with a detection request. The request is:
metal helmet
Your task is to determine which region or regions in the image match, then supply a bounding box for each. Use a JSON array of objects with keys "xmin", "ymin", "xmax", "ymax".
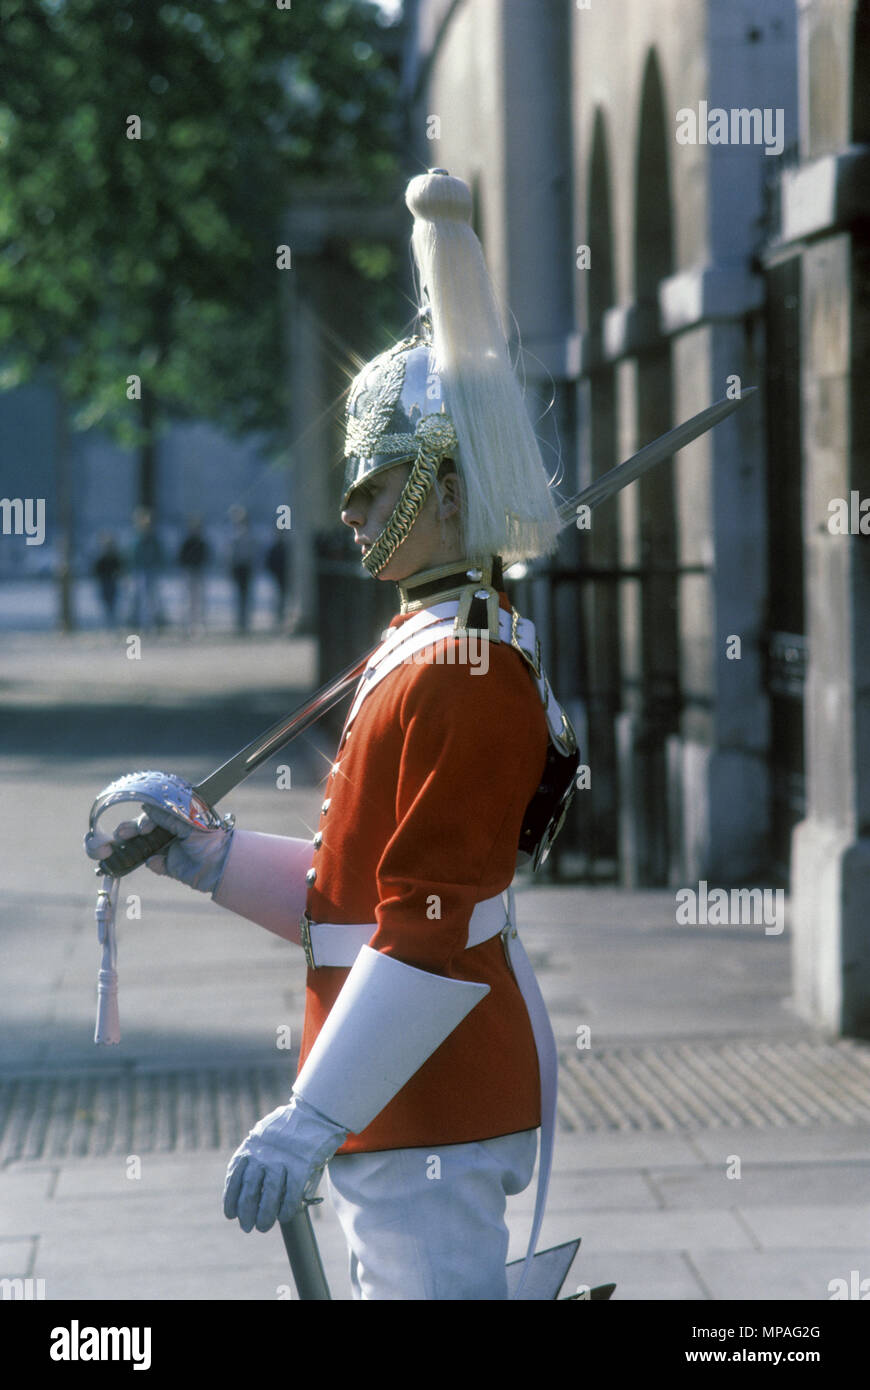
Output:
[
  {"xmin": 342, "ymin": 334, "xmax": 459, "ymax": 576},
  {"xmin": 342, "ymin": 167, "xmax": 562, "ymax": 576}
]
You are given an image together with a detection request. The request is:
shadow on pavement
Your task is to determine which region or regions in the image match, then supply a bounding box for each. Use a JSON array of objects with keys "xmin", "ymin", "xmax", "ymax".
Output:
[{"xmin": 2, "ymin": 690, "xmax": 343, "ymax": 781}]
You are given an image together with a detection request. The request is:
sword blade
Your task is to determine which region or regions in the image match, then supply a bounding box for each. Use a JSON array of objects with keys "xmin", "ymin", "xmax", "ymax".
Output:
[
  {"xmin": 194, "ymin": 648, "xmax": 373, "ymax": 807},
  {"xmin": 557, "ymin": 387, "xmax": 756, "ymax": 524}
]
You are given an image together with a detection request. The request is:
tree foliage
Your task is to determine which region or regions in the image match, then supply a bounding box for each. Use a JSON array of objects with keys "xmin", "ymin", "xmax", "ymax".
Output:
[{"xmin": 0, "ymin": 0, "xmax": 402, "ymax": 455}]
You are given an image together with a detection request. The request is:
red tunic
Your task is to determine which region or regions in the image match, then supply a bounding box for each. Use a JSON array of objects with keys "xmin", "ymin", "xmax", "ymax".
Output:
[{"xmin": 297, "ymin": 597, "xmax": 548, "ymax": 1154}]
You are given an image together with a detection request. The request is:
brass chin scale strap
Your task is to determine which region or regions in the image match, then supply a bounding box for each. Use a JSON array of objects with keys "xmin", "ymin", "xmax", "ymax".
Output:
[{"xmin": 361, "ymin": 414, "xmax": 460, "ymax": 577}]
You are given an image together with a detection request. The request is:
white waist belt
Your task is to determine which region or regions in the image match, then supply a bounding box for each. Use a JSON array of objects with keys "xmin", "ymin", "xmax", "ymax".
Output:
[
  {"xmin": 300, "ymin": 888, "xmax": 557, "ymax": 1300},
  {"xmin": 299, "ymin": 894, "xmax": 507, "ymax": 970}
]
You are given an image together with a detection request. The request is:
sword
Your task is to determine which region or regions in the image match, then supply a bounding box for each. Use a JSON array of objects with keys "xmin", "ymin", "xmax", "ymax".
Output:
[
  {"xmin": 90, "ymin": 388, "xmax": 754, "ymax": 879},
  {"xmin": 91, "ymin": 647, "xmax": 373, "ymax": 877},
  {"xmin": 280, "ymin": 1216, "xmax": 615, "ymax": 1299},
  {"xmin": 280, "ymin": 1202, "xmax": 331, "ymax": 1301},
  {"xmin": 558, "ymin": 386, "xmax": 755, "ymax": 522}
]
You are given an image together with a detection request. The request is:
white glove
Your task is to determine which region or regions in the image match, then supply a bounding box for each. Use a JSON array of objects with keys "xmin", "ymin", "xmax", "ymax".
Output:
[
  {"xmin": 84, "ymin": 804, "xmax": 234, "ymax": 894},
  {"xmin": 223, "ymin": 1094, "xmax": 348, "ymax": 1233}
]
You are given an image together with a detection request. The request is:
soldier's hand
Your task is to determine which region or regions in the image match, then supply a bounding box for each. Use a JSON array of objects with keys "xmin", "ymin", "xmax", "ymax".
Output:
[
  {"xmin": 84, "ymin": 807, "xmax": 233, "ymax": 894},
  {"xmin": 223, "ymin": 1095, "xmax": 347, "ymax": 1233}
]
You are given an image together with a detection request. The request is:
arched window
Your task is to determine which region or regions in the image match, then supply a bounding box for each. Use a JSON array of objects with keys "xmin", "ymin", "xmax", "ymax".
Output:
[
  {"xmin": 588, "ymin": 109, "xmax": 614, "ymax": 326},
  {"xmin": 632, "ymin": 49, "xmax": 679, "ymax": 884}
]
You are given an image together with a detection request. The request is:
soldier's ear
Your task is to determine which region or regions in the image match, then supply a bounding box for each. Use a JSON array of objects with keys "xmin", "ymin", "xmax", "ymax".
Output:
[{"xmin": 437, "ymin": 465, "xmax": 461, "ymax": 518}]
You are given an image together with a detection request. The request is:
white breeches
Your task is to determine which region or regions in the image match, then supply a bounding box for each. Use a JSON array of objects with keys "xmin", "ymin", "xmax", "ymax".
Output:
[{"xmin": 326, "ymin": 1128, "xmax": 538, "ymax": 1301}]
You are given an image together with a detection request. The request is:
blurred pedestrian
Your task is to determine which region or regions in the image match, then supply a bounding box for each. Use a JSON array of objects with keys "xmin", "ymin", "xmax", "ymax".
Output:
[
  {"xmin": 178, "ymin": 515, "xmax": 210, "ymax": 634},
  {"xmin": 128, "ymin": 507, "xmax": 165, "ymax": 632},
  {"xmin": 92, "ymin": 531, "xmax": 123, "ymax": 627},
  {"xmin": 265, "ymin": 531, "xmax": 290, "ymax": 629},
  {"xmin": 228, "ymin": 505, "xmax": 254, "ymax": 634}
]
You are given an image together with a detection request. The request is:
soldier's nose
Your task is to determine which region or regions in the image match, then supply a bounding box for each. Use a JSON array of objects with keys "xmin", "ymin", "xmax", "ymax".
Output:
[{"xmin": 341, "ymin": 495, "xmax": 367, "ymax": 527}]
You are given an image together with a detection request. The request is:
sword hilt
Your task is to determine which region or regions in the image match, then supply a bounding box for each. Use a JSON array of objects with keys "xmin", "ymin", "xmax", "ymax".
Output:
[{"xmin": 97, "ymin": 824, "xmax": 176, "ymax": 879}]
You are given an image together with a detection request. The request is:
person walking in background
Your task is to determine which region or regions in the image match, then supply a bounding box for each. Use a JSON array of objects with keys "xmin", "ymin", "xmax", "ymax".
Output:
[
  {"xmin": 92, "ymin": 531, "xmax": 123, "ymax": 628},
  {"xmin": 178, "ymin": 515, "xmax": 210, "ymax": 635},
  {"xmin": 228, "ymin": 505, "xmax": 254, "ymax": 634},
  {"xmin": 265, "ymin": 530, "xmax": 290, "ymax": 631},
  {"xmin": 128, "ymin": 507, "xmax": 165, "ymax": 632}
]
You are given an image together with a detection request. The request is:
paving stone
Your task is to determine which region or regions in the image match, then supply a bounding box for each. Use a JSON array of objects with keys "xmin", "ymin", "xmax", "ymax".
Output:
[
  {"xmin": 44, "ymin": 1260, "xmax": 354, "ymax": 1301},
  {"xmin": 691, "ymin": 1249, "xmax": 870, "ymax": 1302},
  {"xmin": 647, "ymin": 1162, "xmax": 870, "ymax": 1209},
  {"xmin": 737, "ymin": 1205, "xmax": 870, "ymax": 1250},
  {"xmin": 0, "ymin": 1236, "xmax": 39, "ymax": 1285},
  {"xmin": 561, "ymin": 1251, "xmax": 707, "ymax": 1301},
  {"xmin": 537, "ymin": 1168, "xmax": 660, "ymax": 1212},
  {"xmin": 554, "ymin": 1130, "xmax": 703, "ymax": 1169},
  {"xmin": 54, "ymin": 1153, "xmax": 229, "ymax": 1199},
  {"xmin": 535, "ymin": 1207, "xmax": 754, "ymax": 1253},
  {"xmin": 0, "ymin": 1167, "xmax": 57, "ymax": 1205},
  {"xmin": 690, "ymin": 1124, "xmax": 870, "ymax": 1165},
  {"xmin": 28, "ymin": 1190, "xmax": 353, "ymax": 1300}
]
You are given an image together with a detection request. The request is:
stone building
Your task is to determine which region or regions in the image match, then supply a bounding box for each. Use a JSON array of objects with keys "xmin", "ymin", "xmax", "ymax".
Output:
[
  {"xmin": 402, "ymin": 0, "xmax": 869, "ymax": 1036},
  {"xmin": 776, "ymin": 0, "xmax": 870, "ymax": 1035}
]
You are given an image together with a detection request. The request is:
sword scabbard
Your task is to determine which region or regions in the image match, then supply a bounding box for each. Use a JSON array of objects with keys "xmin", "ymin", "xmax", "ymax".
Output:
[{"xmin": 280, "ymin": 1205, "xmax": 332, "ymax": 1300}]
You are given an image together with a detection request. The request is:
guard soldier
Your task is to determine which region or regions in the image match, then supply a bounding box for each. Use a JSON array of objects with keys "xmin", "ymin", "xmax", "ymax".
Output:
[{"xmin": 88, "ymin": 171, "xmax": 580, "ymax": 1300}]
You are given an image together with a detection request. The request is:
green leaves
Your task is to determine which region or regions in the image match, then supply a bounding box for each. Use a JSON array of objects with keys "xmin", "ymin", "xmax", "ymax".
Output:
[{"xmin": 0, "ymin": 0, "xmax": 401, "ymax": 468}]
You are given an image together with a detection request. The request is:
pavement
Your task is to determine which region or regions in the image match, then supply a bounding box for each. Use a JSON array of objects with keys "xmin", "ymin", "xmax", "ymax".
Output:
[{"xmin": 1, "ymin": 617, "xmax": 869, "ymax": 1303}]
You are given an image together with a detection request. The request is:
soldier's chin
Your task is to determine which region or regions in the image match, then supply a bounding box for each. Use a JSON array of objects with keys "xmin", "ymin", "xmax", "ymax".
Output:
[
  {"xmin": 371, "ymin": 554, "xmax": 402, "ymax": 581},
  {"xmin": 365, "ymin": 545, "xmax": 413, "ymax": 583}
]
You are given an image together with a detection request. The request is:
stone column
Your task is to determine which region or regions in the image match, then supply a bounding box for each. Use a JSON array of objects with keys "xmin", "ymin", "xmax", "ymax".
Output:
[
  {"xmin": 788, "ymin": 0, "xmax": 870, "ymax": 1036},
  {"xmin": 790, "ymin": 226, "xmax": 870, "ymax": 1035}
]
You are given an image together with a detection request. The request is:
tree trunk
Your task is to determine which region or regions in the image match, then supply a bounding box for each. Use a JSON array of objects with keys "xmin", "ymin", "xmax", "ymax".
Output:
[
  {"xmin": 55, "ymin": 380, "xmax": 75, "ymax": 633},
  {"xmin": 139, "ymin": 383, "xmax": 157, "ymax": 511}
]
